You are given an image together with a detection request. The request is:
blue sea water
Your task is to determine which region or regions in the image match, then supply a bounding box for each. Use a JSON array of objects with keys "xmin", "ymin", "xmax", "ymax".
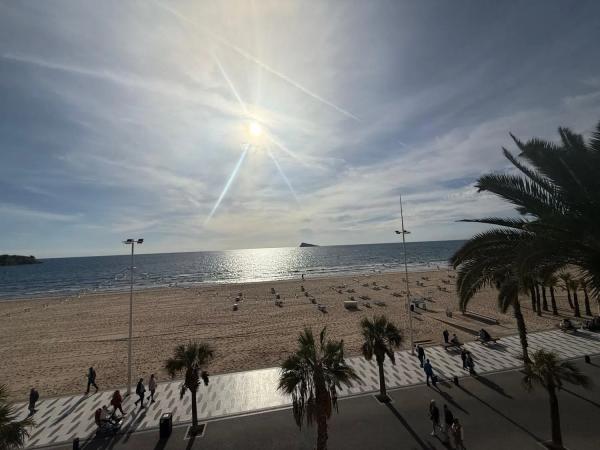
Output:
[{"xmin": 0, "ymin": 241, "xmax": 464, "ymax": 299}]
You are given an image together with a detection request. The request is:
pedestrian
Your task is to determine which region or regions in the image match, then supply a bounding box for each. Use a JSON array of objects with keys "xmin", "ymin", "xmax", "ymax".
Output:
[
  {"xmin": 148, "ymin": 374, "xmax": 157, "ymax": 403},
  {"xmin": 134, "ymin": 378, "xmax": 145, "ymax": 408},
  {"xmin": 443, "ymin": 404, "xmax": 454, "ymax": 443},
  {"xmin": 443, "ymin": 329, "xmax": 449, "ymax": 344},
  {"xmin": 429, "ymin": 399, "xmax": 441, "ymax": 436},
  {"xmin": 451, "ymin": 418, "xmax": 465, "ymax": 449},
  {"xmin": 417, "ymin": 344, "xmax": 425, "ymax": 368},
  {"xmin": 301, "ymin": 273, "xmax": 305, "ymax": 281},
  {"xmin": 28, "ymin": 388, "xmax": 39, "ymax": 416},
  {"xmin": 110, "ymin": 390, "xmax": 125, "ymax": 416},
  {"xmin": 423, "ymin": 359, "xmax": 435, "ymax": 387},
  {"xmin": 466, "ymin": 353, "xmax": 475, "ymax": 374},
  {"xmin": 86, "ymin": 367, "xmax": 99, "ymax": 394},
  {"xmin": 460, "ymin": 348, "xmax": 468, "ymax": 370}
]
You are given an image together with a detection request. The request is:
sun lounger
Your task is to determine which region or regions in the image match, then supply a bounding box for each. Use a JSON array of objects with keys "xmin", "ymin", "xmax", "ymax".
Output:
[
  {"xmin": 344, "ymin": 300, "xmax": 359, "ymax": 310},
  {"xmin": 317, "ymin": 304, "xmax": 327, "ymax": 312}
]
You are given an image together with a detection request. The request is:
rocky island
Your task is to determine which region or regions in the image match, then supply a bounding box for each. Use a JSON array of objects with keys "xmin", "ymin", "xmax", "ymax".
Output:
[{"xmin": 0, "ymin": 255, "xmax": 42, "ymax": 266}]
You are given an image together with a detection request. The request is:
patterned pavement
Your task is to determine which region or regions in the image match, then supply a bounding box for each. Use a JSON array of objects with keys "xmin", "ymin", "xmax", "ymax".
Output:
[{"xmin": 14, "ymin": 329, "xmax": 600, "ymax": 448}]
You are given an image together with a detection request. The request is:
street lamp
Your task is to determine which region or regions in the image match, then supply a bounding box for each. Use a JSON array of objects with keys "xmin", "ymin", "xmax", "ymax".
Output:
[
  {"xmin": 395, "ymin": 194, "xmax": 414, "ymax": 355},
  {"xmin": 123, "ymin": 238, "xmax": 144, "ymax": 396}
]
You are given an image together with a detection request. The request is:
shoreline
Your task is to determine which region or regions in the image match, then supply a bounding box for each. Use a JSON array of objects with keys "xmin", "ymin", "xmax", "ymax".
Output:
[
  {"xmin": 0, "ymin": 264, "xmax": 452, "ymax": 302},
  {"xmin": 0, "ymin": 268, "xmax": 572, "ymax": 401}
]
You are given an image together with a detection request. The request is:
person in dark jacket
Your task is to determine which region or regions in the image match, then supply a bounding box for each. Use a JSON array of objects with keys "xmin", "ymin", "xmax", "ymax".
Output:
[
  {"xmin": 111, "ymin": 390, "xmax": 125, "ymax": 416},
  {"xmin": 416, "ymin": 345, "xmax": 426, "ymax": 368},
  {"xmin": 28, "ymin": 388, "xmax": 39, "ymax": 416},
  {"xmin": 423, "ymin": 359, "xmax": 436, "ymax": 387},
  {"xmin": 460, "ymin": 348, "xmax": 468, "ymax": 370},
  {"xmin": 429, "ymin": 399, "xmax": 441, "ymax": 436},
  {"xmin": 86, "ymin": 367, "xmax": 98, "ymax": 394},
  {"xmin": 134, "ymin": 378, "xmax": 145, "ymax": 408},
  {"xmin": 442, "ymin": 329, "xmax": 449, "ymax": 344},
  {"xmin": 443, "ymin": 404, "xmax": 454, "ymax": 442}
]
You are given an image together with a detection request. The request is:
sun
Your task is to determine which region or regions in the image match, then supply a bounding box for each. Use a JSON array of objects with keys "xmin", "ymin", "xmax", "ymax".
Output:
[{"xmin": 249, "ymin": 121, "xmax": 263, "ymax": 137}]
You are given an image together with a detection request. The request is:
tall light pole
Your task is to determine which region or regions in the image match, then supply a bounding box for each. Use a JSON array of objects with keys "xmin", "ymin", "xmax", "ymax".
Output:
[
  {"xmin": 123, "ymin": 238, "xmax": 143, "ymax": 396},
  {"xmin": 395, "ymin": 194, "xmax": 414, "ymax": 355}
]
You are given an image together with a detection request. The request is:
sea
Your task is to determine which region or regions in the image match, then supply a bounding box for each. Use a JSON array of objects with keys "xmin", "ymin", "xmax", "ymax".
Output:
[{"xmin": 0, "ymin": 240, "xmax": 464, "ymax": 299}]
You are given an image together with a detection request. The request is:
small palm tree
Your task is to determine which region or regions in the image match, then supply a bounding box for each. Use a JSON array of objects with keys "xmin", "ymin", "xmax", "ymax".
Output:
[
  {"xmin": 165, "ymin": 342, "xmax": 214, "ymax": 432},
  {"xmin": 360, "ymin": 316, "xmax": 402, "ymax": 401},
  {"xmin": 568, "ymin": 279, "xmax": 581, "ymax": 318},
  {"xmin": 279, "ymin": 327, "xmax": 360, "ymax": 450},
  {"xmin": 559, "ymin": 273, "xmax": 574, "ymax": 310},
  {"xmin": 545, "ymin": 275, "xmax": 559, "ymax": 316},
  {"xmin": 523, "ymin": 350, "xmax": 591, "ymax": 449},
  {"xmin": 580, "ymin": 279, "xmax": 593, "ymax": 316},
  {"xmin": 0, "ymin": 384, "xmax": 33, "ymax": 449}
]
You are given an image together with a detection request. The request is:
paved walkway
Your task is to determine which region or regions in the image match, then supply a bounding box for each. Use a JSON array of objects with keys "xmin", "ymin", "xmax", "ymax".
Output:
[{"xmin": 15, "ymin": 329, "xmax": 600, "ymax": 448}]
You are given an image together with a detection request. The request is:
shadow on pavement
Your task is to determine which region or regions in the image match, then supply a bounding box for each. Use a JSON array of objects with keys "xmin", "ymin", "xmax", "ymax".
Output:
[
  {"xmin": 385, "ymin": 402, "xmax": 434, "ymax": 450},
  {"xmin": 562, "ymin": 387, "xmax": 600, "ymax": 409},
  {"xmin": 473, "ymin": 375, "xmax": 512, "ymax": 398},
  {"xmin": 433, "ymin": 385, "xmax": 469, "ymax": 415},
  {"xmin": 457, "ymin": 385, "xmax": 543, "ymax": 445},
  {"xmin": 51, "ymin": 395, "xmax": 88, "ymax": 426}
]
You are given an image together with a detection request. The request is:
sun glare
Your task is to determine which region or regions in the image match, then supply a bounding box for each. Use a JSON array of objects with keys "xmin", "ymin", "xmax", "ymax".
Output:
[{"xmin": 249, "ymin": 121, "xmax": 263, "ymax": 137}]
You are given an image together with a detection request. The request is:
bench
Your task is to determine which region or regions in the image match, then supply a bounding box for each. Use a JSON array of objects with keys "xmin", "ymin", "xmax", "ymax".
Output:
[
  {"xmin": 476, "ymin": 336, "xmax": 498, "ymax": 345},
  {"xmin": 443, "ymin": 342, "xmax": 462, "ymax": 351}
]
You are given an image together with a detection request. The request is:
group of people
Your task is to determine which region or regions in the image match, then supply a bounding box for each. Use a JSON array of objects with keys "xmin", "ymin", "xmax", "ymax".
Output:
[{"xmin": 429, "ymin": 400, "xmax": 465, "ymax": 449}]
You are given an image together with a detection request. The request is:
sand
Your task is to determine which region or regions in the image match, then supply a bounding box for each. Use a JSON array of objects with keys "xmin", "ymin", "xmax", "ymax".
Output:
[{"xmin": 0, "ymin": 269, "xmax": 578, "ymax": 401}]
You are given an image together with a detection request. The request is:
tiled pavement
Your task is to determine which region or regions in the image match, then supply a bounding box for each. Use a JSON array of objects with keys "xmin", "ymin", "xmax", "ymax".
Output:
[{"xmin": 15, "ymin": 329, "xmax": 600, "ymax": 448}]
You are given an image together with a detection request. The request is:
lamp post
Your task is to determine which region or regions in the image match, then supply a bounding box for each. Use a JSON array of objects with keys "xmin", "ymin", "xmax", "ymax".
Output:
[
  {"xmin": 123, "ymin": 238, "xmax": 143, "ymax": 396},
  {"xmin": 395, "ymin": 194, "xmax": 414, "ymax": 355}
]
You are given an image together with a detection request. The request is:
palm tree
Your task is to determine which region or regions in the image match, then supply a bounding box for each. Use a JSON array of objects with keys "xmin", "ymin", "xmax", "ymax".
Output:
[
  {"xmin": 559, "ymin": 273, "xmax": 574, "ymax": 310},
  {"xmin": 360, "ymin": 316, "xmax": 402, "ymax": 401},
  {"xmin": 454, "ymin": 123, "xmax": 600, "ymax": 305},
  {"xmin": 0, "ymin": 384, "xmax": 33, "ymax": 449},
  {"xmin": 279, "ymin": 327, "xmax": 359, "ymax": 450},
  {"xmin": 540, "ymin": 281, "xmax": 549, "ymax": 312},
  {"xmin": 165, "ymin": 342, "xmax": 214, "ymax": 432},
  {"xmin": 569, "ymin": 279, "xmax": 581, "ymax": 318},
  {"xmin": 451, "ymin": 231, "xmax": 532, "ymax": 365},
  {"xmin": 523, "ymin": 350, "xmax": 591, "ymax": 449},
  {"xmin": 580, "ymin": 279, "xmax": 593, "ymax": 316},
  {"xmin": 545, "ymin": 275, "xmax": 559, "ymax": 316},
  {"xmin": 534, "ymin": 283, "xmax": 542, "ymax": 316}
]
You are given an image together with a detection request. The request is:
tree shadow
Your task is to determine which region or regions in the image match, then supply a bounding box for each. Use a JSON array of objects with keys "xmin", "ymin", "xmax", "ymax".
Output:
[
  {"xmin": 562, "ymin": 387, "xmax": 600, "ymax": 409},
  {"xmin": 473, "ymin": 375, "xmax": 512, "ymax": 398},
  {"xmin": 457, "ymin": 385, "xmax": 543, "ymax": 444},
  {"xmin": 51, "ymin": 395, "xmax": 88, "ymax": 425},
  {"xmin": 385, "ymin": 403, "xmax": 435, "ymax": 450},
  {"xmin": 435, "ymin": 388, "xmax": 469, "ymax": 415}
]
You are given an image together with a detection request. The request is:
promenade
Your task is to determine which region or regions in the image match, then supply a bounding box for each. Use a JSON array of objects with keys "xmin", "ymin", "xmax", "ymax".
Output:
[{"xmin": 15, "ymin": 329, "xmax": 600, "ymax": 448}]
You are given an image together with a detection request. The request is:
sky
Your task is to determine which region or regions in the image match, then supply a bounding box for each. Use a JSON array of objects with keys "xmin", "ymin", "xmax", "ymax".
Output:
[{"xmin": 1, "ymin": 0, "xmax": 600, "ymax": 258}]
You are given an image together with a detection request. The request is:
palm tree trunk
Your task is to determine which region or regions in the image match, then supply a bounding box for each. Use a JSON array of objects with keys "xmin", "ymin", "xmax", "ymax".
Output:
[
  {"xmin": 316, "ymin": 409, "xmax": 328, "ymax": 450},
  {"xmin": 191, "ymin": 389, "xmax": 199, "ymax": 429},
  {"xmin": 377, "ymin": 360, "xmax": 387, "ymax": 399},
  {"xmin": 315, "ymin": 368, "xmax": 329, "ymax": 450},
  {"xmin": 541, "ymin": 286, "xmax": 549, "ymax": 311},
  {"xmin": 512, "ymin": 300, "xmax": 530, "ymax": 365},
  {"xmin": 548, "ymin": 384, "xmax": 562, "ymax": 448},
  {"xmin": 530, "ymin": 286, "xmax": 537, "ymax": 312},
  {"xmin": 573, "ymin": 290, "xmax": 581, "ymax": 318},
  {"xmin": 550, "ymin": 287, "xmax": 558, "ymax": 316},
  {"xmin": 535, "ymin": 284, "xmax": 542, "ymax": 316},
  {"xmin": 566, "ymin": 286, "xmax": 573, "ymax": 309},
  {"xmin": 583, "ymin": 287, "xmax": 592, "ymax": 316}
]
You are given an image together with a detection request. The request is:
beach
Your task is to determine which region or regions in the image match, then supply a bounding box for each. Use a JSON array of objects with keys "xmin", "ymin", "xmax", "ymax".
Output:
[{"xmin": 0, "ymin": 269, "xmax": 572, "ymax": 401}]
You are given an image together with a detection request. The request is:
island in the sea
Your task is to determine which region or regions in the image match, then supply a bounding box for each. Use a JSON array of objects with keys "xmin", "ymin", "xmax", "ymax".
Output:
[
  {"xmin": 299, "ymin": 242, "xmax": 318, "ymax": 247},
  {"xmin": 0, "ymin": 255, "xmax": 42, "ymax": 266}
]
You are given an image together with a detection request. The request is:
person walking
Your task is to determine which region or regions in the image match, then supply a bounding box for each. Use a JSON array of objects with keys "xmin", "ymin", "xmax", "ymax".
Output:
[
  {"xmin": 429, "ymin": 400, "xmax": 441, "ymax": 436},
  {"xmin": 86, "ymin": 367, "xmax": 99, "ymax": 394},
  {"xmin": 28, "ymin": 388, "xmax": 39, "ymax": 416},
  {"xmin": 423, "ymin": 359, "xmax": 435, "ymax": 387},
  {"xmin": 443, "ymin": 404, "xmax": 454, "ymax": 443},
  {"xmin": 417, "ymin": 344, "xmax": 426, "ymax": 368},
  {"xmin": 134, "ymin": 378, "xmax": 145, "ymax": 408},
  {"xmin": 460, "ymin": 348, "xmax": 468, "ymax": 370},
  {"xmin": 451, "ymin": 418, "xmax": 465, "ymax": 449},
  {"xmin": 110, "ymin": 390, "xmax": 125, "ymax": 416},
  {"xmin": 443, "ymin": 329, "xmax": 449, "ymax": 344},
  {"xmin": 148, "ymin": 374, "xmax": 157, "ymax": 403}
]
